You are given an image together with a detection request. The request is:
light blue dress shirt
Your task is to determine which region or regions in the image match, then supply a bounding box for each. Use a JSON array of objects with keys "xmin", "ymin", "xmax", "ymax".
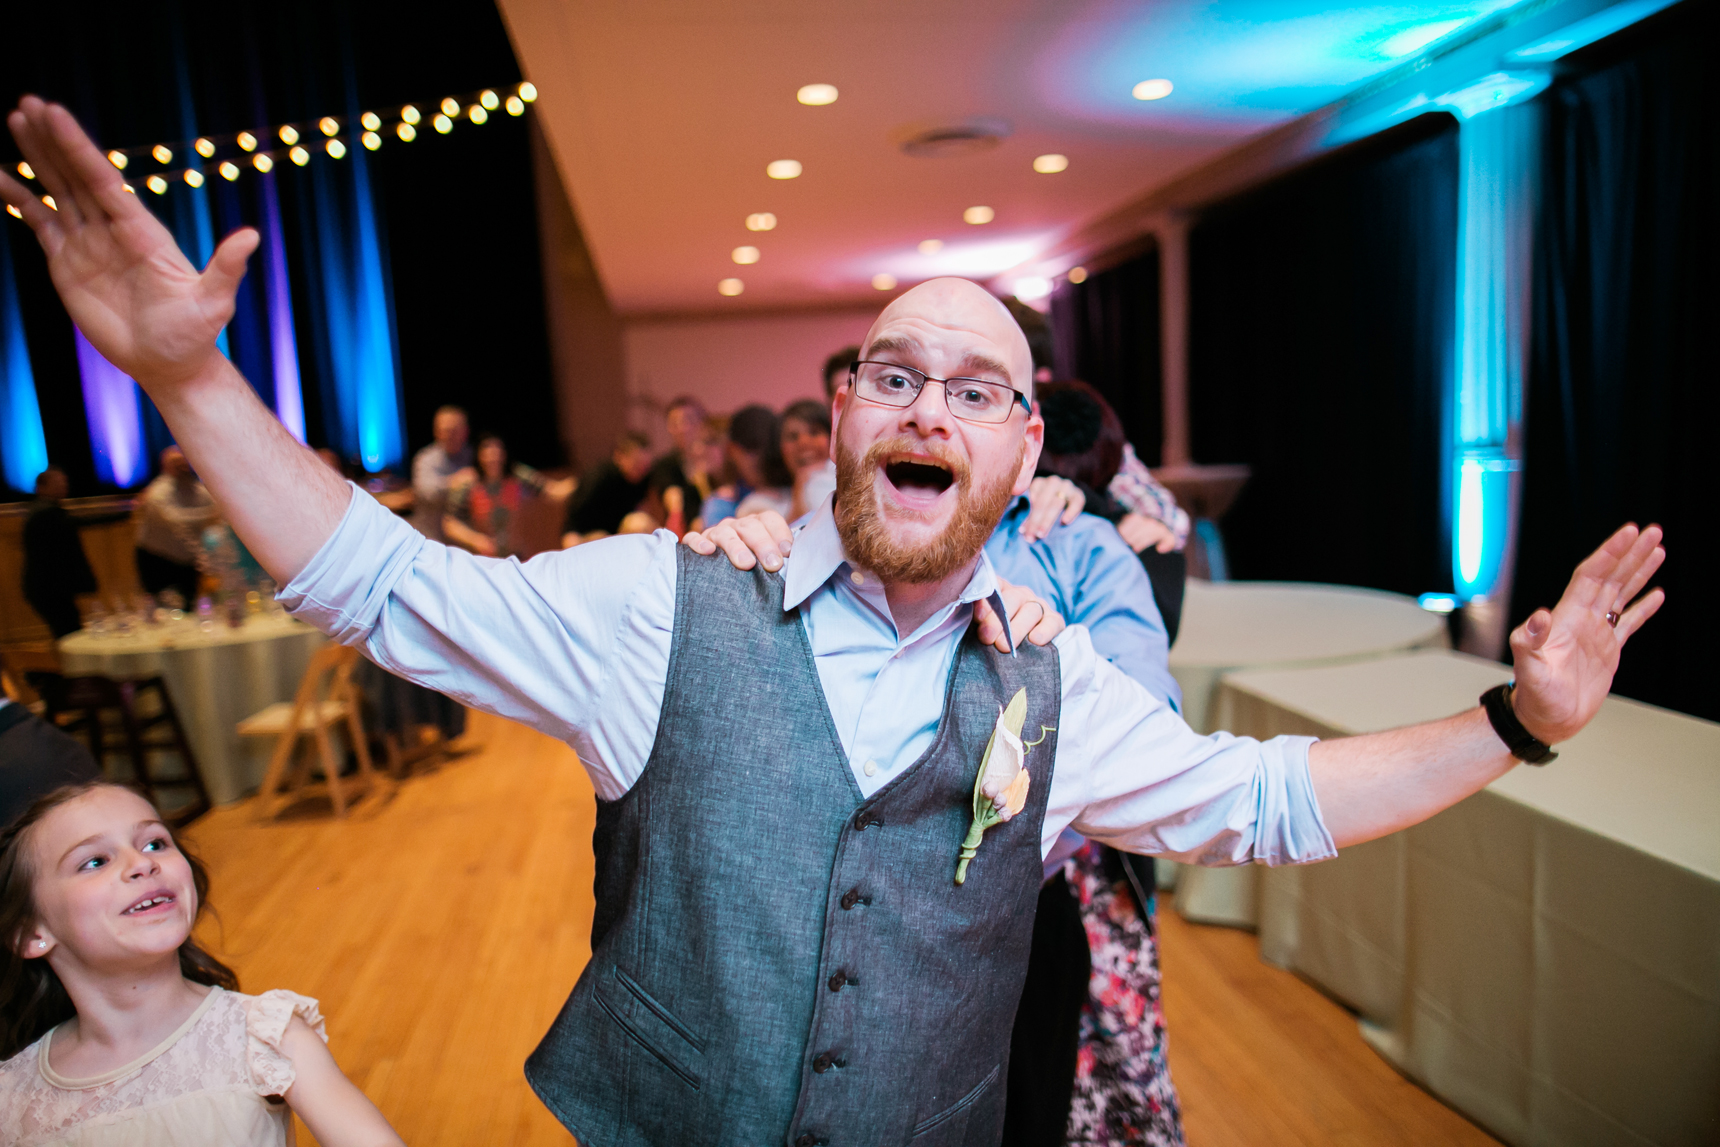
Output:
[{"xmin": 282, "ymin": 486, "xmax": 1335, "ymax": 866}]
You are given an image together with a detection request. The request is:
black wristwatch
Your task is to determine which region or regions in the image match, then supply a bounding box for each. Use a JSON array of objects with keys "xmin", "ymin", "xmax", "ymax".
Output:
[{"xmin": 1480, "ymin": 683, "xmax": 1558, "ymax": 765}]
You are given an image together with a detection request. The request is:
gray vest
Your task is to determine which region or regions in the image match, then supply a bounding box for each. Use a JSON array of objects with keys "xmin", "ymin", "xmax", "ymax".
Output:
[{"xmin": 525, "ymin": 549, "xmax": 1062, "ymax": 1147}]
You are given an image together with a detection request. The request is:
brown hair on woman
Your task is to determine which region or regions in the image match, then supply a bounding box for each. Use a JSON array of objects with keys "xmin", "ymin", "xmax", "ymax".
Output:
[
  {"xmin": 1035, "ymin": 379, "xmax": 1126, "ymax": 493},
  {"xmin": 0, "ymin": 781, "xmax": 238, "ymax": 1059}
]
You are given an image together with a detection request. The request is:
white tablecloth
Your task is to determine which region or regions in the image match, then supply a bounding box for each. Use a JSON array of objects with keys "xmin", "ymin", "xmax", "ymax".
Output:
[
  {"xmin": 59, "ymin": 614, "xmax": 327, "ymax": 804},
  {"xmin": 1165, "ymin": 580, "xmax": 1448, "ymax": 921},
  {"xmin": 1215, "ymin": 650, "xmax": 1720, "ymax": 1147}
]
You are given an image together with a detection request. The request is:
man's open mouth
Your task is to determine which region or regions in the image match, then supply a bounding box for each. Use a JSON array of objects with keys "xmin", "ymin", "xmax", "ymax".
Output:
[{"xmin": 882, "ymin": 458, "xmax": 955, "ymax": 496}]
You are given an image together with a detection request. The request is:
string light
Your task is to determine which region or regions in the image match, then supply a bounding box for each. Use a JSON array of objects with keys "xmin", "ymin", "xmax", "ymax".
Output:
[
  {"xmin": 152, "ymin": 144, "xmax": 173, "ymax": 164},
  {"xmin": 325, "ymin": 138, "xmax": 347, "ymax": 159},
  {"xmin": 279, "ymin": 125, "xmax": 300, "ymax": 145},
  {"xmin": 195, "ymin": 137, "xmax": 216, "ymax": 158},
  {"xmin": 15, "ymin": 162, "xmax": 32, "ymax": 179},
  {"xmin": 440, "ymin": 97, "xmax": 460, "ymax": 117},
  {"xmin": 319, "ymin": 116, "xmax": 340, "ymax": 137},
  {"xmin": 123, "ymin": 183, "xmax": 135, "ymax": 194},
  {"xmin": 401, "ymin": 105, "xmax": 421, "ymax": 125},
  {"xmin": 289, "ymin": 146, "xmax": 309, "ymax": 166},
  {"xmin": 479, "ymin": 89, "xmax": 499, "ymax": 110},
  {"xmin": 41, "ymin": 196, "xmax": 56, "ymax": 211},
  {"xmin": 5, "ymin": 205, "xmax": 20, "ymax": 218},
  {"xmin": 717, "ymin": 278, "xmax": 744, "ymax": 296},
  {"xmin": 361, "ymin": 112, "xmax": 381, "ymax": 131},
  {"xmin": 183, "ymin": 169, "xmax": 204, "ymax": 188},
  {"xmin": 746, "ymin": 212, "xmax": 777, "ymax": 231},
  {"xmin": 107, "ymin": 151, "xmax": 127, "ymax": 169},
  {"xmin": 872, "ymin": 273, "xmax": 897, "ymax": 290},
  {"xmin": 732, "ymin": 246, "xmax": 760, "ymax": 264},
  {"xmin": 396, "ymin": 122, "xmax": 417, "ymax": 142},
  {"xmin": 362, "ymin": 131, "xmax": 381, "ymax": 151},
  {"xmin": 518, "ymin": 82, "xmax": 537, "ymax": 102},
  {"xmin": 147, "ymin": 175, "xmax": 167, "ymax": 194},
  {"xmin": 468, "ymin": 104, "xmax": 487, "ymax": 124},
  {"xmin": 237, "ymin": 132, "xmax": 257, "ymax": 152},
  {"xmin": 252, "ymin": 154, "xmax": 274, "ymax": 173},
  {"xmin": 433, "ymin": 114, "xmax": 453, "ymax": 134},
  {"xmin": 219, "ymin": 161, "xmax": 240, "ymax": 181},
  {"xmin": 505, "ymin": 95, "xmax": 524, "ymax": 116}
]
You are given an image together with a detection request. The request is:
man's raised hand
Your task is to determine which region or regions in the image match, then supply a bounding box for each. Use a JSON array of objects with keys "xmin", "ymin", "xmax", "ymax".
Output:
[
  {"xmin": 0, "ymin": 97, "xmax": 257, "ymax": 391},
  {"xmin": 1509, "ymin": 523, "xmax": 1665, "ymax": 745}
]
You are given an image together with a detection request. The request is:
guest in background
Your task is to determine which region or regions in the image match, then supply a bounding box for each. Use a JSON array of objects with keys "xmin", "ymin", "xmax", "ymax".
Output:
[
  {"xmin": 646, "ymin": 396, "xmax": 712, "ymax": 531},
  {"xmin": 409, "ymin": 405, "xmax": 474, "ymax": 542},
  {"xmin": 22, "ymin": 468, "xmax": 125, "ymax": 638},
  {"xmin": 736, "ymin": 399, "xmax": 834, "ymax": 521},
  {"xmin": 561, "ymin": 432, "xmax": 654, "ymax": 546},
  {"xmin": 445, "ymin": 435, "xmax": 571, "ymax": 559},
  {"xmin": 821, "ymin": 344, "xmax": 860, "ymax": 404},
  {"xmin": 0, "ymin": 699, "xmax": 100, "ymax": 829},
  {"xmin": 133, "ymin": 446, "xmax": 216, "ymax": 605},
  {"xmin": 700, "ymin": 404, "xmax": 790, "ymax": 526}
]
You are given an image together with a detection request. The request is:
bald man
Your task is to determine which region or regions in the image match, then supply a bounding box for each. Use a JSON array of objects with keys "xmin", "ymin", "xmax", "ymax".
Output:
[{"xmin": 1, "ymin": 98, "xmax": 1666, "ymax": 1147}]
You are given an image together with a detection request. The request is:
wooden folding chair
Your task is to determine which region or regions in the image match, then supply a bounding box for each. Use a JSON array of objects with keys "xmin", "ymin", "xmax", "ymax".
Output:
[
  {"xmin": 40, "ymin": 674, "xmax": 214, "ymax": 826},
  {"xmin": 240, "ymin": 644, "xmax": 378, "ymax": 819}
]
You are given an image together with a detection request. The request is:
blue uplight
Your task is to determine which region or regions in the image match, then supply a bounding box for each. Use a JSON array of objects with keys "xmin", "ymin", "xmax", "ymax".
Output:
[{"xmin": 0, "ymin": 223, "xmax": 48, "ymax": 492}]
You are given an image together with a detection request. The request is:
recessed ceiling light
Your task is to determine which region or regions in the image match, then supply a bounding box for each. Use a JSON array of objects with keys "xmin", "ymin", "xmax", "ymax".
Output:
[
  {"xmin": 732, "ymin": 246, "xmax": 760, "ymax": 264},
  {"xmin": 1014, "ymin": 277, "xmax": 1051, "ymax": 300},
  {"xmin": 872, "ymin": 273, "xmax": 897, "ymax": 291},
  {"xmin": 1032, "ymin": 153, "xmax": 1069, "ymax": 174},
  {"xmin": 767, "ymin": 159, "xmax": 802, "ymax": 180},
  {"xmin": 918, "ymin": 239, "xmax": 943, "ymax": 255},
  {"xmin": 1067, "ymin": 266, "xmax": 1088, "ymax": 284},
  {"xmin": 718, "ymin": 278, "xmax": 745, "ymax": 296},
  {"xmin": 746, "ymin": 212, "xmax": 777, "ymax": 231},
  {"xmin": 963, "ymin": 205, "xmax": 994, "ymax": 225},
  {"xmin": 797, "ymin": 83, "xmax": 838, "ymax": 106},
  {"xmin": 1133, "ymin": 78, "xmax": 1174, "ymax": 101}
]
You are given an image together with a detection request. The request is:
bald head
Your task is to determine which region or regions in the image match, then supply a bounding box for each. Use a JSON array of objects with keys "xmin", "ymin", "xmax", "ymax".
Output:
[{"xmin": 861, "ymin": 278, "xmax": 1034, "ymax": 395}]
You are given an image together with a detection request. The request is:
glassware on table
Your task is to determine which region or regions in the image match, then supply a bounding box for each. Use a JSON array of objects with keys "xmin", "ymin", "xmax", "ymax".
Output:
[{"xmin": 196, "ymin": 594, "xmax": 216, "ymax": 634}]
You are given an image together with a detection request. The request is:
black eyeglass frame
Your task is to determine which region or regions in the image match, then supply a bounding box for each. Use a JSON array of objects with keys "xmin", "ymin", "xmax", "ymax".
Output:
[{"xmin": 846, "ymin": 360, "xmax": 1031, "ymax": 425}]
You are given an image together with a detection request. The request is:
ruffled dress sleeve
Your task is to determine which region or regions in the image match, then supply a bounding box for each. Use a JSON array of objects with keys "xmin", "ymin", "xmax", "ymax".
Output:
[{"xmin": 243, "ymin": 990, "xmax": 327, "ymax": 1098}]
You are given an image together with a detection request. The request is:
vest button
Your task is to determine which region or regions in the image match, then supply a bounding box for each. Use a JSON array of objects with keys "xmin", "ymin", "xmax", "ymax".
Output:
[
  {"xmin": 794, "ymin": 1136, "xmax": 818, "ymax": 1147},
  {"xmin": 828, "ymin": 970, "xmax": 847, "ymax": 992},
  {"xmin": 813, "ymin": 1051, "xmax": 835, "ymax": 1073},
  {"xmin": 840, "ymin": 888, "xmax": 860, "ymax": 910},
  {"xmin": 854, "ymin": 809, "xmax": 879, "ymax": 831}
]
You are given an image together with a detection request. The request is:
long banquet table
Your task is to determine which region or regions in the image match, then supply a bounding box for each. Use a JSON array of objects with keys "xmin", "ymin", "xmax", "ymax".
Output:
[
  {"xmin": 1213, "ymin": 649, "xmax": 1719, "ymax": 1147},
  {"xmin": 59, "ymin": 613, "xmax": 327, "ymax": 804},
  {"xmin": 1164, "ymin": 580, "xmax": 1448, "ymax": 920}
]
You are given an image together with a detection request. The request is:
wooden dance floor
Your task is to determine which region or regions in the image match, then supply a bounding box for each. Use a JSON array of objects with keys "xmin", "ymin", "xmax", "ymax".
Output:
[{"xmin": 184, "ymin": 710, "xmax": 1499, "ymax": 1146}]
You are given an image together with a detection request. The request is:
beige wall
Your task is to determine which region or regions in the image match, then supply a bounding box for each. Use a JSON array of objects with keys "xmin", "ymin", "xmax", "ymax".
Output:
[{"xmin": 620, "ymin": 308, "xmax": 876, "ymax": 449}]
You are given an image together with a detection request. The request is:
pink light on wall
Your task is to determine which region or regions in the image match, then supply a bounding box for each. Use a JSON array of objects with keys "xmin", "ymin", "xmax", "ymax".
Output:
[{"xmin": 74, "ymin": 327, "xmax": 147, "ymax": 487}]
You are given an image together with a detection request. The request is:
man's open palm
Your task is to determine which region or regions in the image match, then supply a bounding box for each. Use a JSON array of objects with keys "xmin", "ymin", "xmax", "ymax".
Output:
[
  {"xmin": 0, "ymin": 97, "xmax": 256, "ymax": 388},
  {"xmin": 1510, "ymin": 523, "xmax": 1665, "ymax": 744}
]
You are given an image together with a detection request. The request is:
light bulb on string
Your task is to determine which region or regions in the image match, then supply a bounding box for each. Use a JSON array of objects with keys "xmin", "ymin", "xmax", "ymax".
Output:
[
  {"xmin": 325, "ymin": 138, "xmax": 346, "ymax": 159},
  {"xmin": 505, "ymin": 95, "xmax": 524, "ymax": 116},
  {"xmin": 252, "ymin": 154, "xmax": 274, "ymax": 173},
  {"xmin": 123, "ymin": 184, "xmax": 135, "ymax": 194},
  {"xmin": 15, "ymin": 162, "xmax": 33, "ymax": 179},
  {"xmin": 41, "ymin": 196, "xmax": 56, "ymax": 211},
  {"xmin": 289, "ymin": 146, "xmax": 309, "ymax": 166},
  {"xmin": 195, "ymin": 137, "xmax": 215, "ymax": 158},
  {"xmin": 146, "ymin": 176, "xmax": 167, "ymax": 194},
  {"xmin": 319, "ymin": 117, "xmax": 340, "ymax": 137},
  {"xmin": 433, "ymin": 114, "xmax": 453, "ymax": 134},
  {"xmin": 152, "ymin": 144, "xmax": 173, "ymax": 164},
  {"xmin": 219, "ymin": 161, "xmax": 240, "ymax": 181},
  {"xmin": 468, "ymin": 105, "xmax": 487, "ymax": 124},
  {"xmin": 279, "ymin": 125, "xmax": 299, "ymax": 145},
  {"xmin": 401, "ymin": 105, "xmax": 421, "ymax": 125},
  {"xmin": 184, "ymin": 169, "xmax": 204, "ymax": 188},
  {"xmin": 362, "ymin": 131, "xmax": 381, "ymax": 150},
  {"xmin": 440, "ymin": 97, "xmax": 460, "ymax": 117},
  {"xmin": 518, "ymin": 82, "xmax": 537, "ymax": 102},
  {"xmin": 107, "ymin": 150, "xmax": 127, "ymax": 169},
  {"xmin": 479, "ymin": 89, "xmax": 499, "ymax": 110},
  {"xmin": 397, "ymin": 122, "xmax": 417, "ymax": 142},
  {"xmin": 361, "ymin": 111, "xmax": 381, "ymax": 131},
  {"xmin": 237, "ymin": 133, "xmax": 257, "ymax": 152},
  {"xmin": 746, "ymin": 212, "xmax": 777, "ymax": 231},
  {"xmin": 5, "ymin": 204, "xmax": 20, "ymax": 218}
]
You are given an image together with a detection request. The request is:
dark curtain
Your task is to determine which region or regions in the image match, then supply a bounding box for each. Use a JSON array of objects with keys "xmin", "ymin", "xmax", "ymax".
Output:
[
  {"xmin": 0, "ymin": 0, "xmax": 561, "ymax": 493},
  {"xmin": 1510, "ymin": 0, "xmax": 1719, "ymax": 720},
  {"xmin": 1048, "ymin": 246, "xmax": 1163, "ymax": 465},
  {"xmin": 1187, "ymin": 113, "xmax": 1459, "ymax": 596}
]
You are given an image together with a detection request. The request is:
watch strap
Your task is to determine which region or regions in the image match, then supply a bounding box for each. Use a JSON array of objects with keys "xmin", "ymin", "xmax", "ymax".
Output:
[{"xmin": 1480, "ymin": 683, "xmax": 1558, "ymax": 765}]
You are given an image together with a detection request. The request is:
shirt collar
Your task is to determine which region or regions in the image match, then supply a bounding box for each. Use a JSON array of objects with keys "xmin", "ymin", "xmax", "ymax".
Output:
[{"xmin": 781, "ymin": 499, "xmax": 1015, "ymax": 653}]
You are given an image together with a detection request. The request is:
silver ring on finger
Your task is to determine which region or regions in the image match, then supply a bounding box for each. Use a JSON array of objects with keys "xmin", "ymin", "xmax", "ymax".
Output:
[{"xmin": 1605, "ymin": 610, "xmax": 1620, "ymax": 628}]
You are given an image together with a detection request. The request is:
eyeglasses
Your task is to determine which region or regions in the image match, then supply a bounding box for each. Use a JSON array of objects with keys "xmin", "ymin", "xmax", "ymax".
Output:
[{"xmin": 847, "ymin": 361, "xmax": 1030, "ymax": 425}]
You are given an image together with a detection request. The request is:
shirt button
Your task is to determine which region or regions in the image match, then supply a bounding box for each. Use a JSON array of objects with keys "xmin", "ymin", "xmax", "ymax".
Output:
[
  {"xmin": 863, "ymin": 759, "xmax": 878, "ymax": 777},
  {"xmin": 850, "ymin": 571, "xmax": 865, "ymax": 585}
]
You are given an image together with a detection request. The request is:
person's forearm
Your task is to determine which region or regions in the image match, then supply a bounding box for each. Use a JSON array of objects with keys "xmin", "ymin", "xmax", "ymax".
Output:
[
  {"xmin": 1308, "ymin": 708, "xmax": 1515, "ymax": 848},
  {"xmin": 144, "ymin": 356, "xmax": 350, "ymax": 583}
]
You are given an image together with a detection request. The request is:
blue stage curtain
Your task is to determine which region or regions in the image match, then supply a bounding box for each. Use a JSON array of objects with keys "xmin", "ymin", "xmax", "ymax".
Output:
[
  {"xmin": 1048, "ymin": 247, "xmax": 1163, "ymax": 465},
  {"xmin": 1510, "ymin": 0, "xmax": 1719, "ymax": 720},
  {"xmin": 1186, "ymin": 113, "xmax": 1459, "ymax": 597}
]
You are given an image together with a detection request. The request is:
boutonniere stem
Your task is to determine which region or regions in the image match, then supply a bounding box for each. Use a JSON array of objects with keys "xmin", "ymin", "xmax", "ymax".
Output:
[{"xmin": 956, "ymin": 688, "xmax": 1051, "ymax": 884}]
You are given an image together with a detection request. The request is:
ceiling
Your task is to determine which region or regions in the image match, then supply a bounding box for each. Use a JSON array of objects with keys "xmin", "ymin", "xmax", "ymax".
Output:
[{"xmin": 498, "ymin": 0, "xmax": 1526, "ymax": 317}]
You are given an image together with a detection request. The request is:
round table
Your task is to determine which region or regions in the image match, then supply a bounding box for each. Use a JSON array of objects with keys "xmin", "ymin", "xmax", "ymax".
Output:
[
  {"xmin": 1164, "ymin": 580, "xmax": 1448, "ymax": 925},
  {"xmin": 58, "ymin": 614, "xmax": 327, "ymax": 805}
]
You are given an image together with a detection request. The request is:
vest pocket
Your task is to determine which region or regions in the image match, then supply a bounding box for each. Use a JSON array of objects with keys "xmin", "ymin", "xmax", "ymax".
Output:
[
  {"xmin": 594, "ymin": 966, "xmax": 704, "ymax": 1090},
  {"xmin": 909, "ymin": 1063, "xmax": 1000, "ymax": 1139}
]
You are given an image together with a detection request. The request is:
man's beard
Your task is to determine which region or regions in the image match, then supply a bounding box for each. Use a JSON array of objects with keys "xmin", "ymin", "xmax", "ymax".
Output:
[{"xmin": 834, "ymin": 434, "xmax": 1020, "ymax": 585}]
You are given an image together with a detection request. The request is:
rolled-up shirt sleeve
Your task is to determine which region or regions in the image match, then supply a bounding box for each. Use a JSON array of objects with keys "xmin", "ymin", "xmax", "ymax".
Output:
[
  {"xmin": 1045, "ymin": 625, "xmax": 1336, "ymax": 867},
  {"xmin": 279, "ymin": 484, "xmax": 674, "ymax": 799}
]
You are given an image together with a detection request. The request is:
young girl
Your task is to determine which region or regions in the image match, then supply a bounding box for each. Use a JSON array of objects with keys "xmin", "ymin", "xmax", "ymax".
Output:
[{"xmin": 0, "ymin": 781, "xmax": 405, "ymax": 1146}]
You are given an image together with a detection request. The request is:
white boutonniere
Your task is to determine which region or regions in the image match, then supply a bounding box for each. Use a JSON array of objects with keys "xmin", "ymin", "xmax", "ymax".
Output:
[{"xmin": 955, "ymin": 688, "xmax": 1053, "ymax": 884}]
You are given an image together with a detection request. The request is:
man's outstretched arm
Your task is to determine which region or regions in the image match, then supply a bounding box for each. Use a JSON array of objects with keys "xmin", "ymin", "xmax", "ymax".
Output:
[
  {"xmin": 1309, "ymin": 523, "xmax": 1664, "ymax": 847},
  {"xmin": 0, "ymin": 98, "xmax": 347, "ymax": 580}
]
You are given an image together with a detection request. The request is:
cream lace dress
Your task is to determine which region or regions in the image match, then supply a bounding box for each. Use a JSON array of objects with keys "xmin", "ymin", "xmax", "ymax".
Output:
[{"xmin": 0, "ymin": 986, "xmax": 325, "ymax": 1147}]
